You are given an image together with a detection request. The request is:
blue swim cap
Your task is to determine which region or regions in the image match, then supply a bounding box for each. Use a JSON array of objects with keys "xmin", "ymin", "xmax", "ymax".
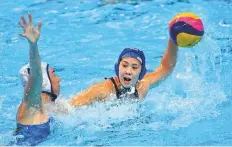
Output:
[{"xmin": 115, "ymin": 48, "xmax": 147, "ymax": 80}]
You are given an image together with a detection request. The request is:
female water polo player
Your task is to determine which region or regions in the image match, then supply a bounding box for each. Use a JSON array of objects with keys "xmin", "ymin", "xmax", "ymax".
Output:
[
  {"xmin": 70, "ymin": 12, "xmax": 203, "ymax": 107},
  {"xmin": 70, "ymin": 39, "xmax": 178, "ymax": 106},
  {"xmin": 14, "ymin": 14, "xmax": 61, "ymax": 146}
]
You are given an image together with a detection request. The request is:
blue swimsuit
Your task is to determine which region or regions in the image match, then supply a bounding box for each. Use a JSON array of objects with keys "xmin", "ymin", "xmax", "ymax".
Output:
[{"xmin": 14, "ymin": 119, "xmax": 50, "ymax": 146}]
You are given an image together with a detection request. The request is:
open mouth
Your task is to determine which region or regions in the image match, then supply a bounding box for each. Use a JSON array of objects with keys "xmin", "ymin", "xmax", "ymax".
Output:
[{"xmin": 124, "ymin": 77, "xmax": 132, "ymax": 83}]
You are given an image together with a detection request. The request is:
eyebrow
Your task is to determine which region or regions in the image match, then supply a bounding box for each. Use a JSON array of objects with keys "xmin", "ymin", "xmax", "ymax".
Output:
[{"xmin": 121, "ymin": 61, "xmax": 129, "ymax": 64}]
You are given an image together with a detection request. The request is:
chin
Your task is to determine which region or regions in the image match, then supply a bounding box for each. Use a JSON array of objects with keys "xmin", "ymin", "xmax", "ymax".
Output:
[
  {"xmin": 122, "ymin": 84, "xmax": 131, "ymax": 88},
  {"xmin": 122, "ymin": 82, "xmax": 135, "ymax": 88},
  {"xmin": 55, "ymin": 90, "xmax": 60, "ymax": 96}
]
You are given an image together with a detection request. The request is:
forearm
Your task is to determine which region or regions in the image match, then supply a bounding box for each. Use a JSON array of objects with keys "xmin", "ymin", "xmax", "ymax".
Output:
[
  {"xmin": 70, "ymin": 82, "xmax": 110, "ymax": 107},
  {"xmin": 69, "ymin": 94, "xmax": 92, "ymax": 107},
  {"xmin": 26, "ymin": 42, "xmax": 42, "ymax": 108},
  {"xmin": 161, "ymin": 38, "xmax": 178, "ymax": 70},
  {"xmin": 69, "ymin": 91, "xmax": 101, "ymax": 107},
  {"xmin": 29, "ymin": 42, "xmax": 42, "ymax": 78}
]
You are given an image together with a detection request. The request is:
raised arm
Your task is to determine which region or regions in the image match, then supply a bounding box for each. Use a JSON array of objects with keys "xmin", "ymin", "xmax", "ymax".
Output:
[
  {"xmin": 142, "ymin": 38, "xmax": 178, "ymax": 88},
  {"xmin": 19, "ymin": 14, "xmax": 43, "ymax": 108}
]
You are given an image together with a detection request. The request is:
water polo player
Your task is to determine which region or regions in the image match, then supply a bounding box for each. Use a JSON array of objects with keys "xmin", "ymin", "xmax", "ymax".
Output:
[
  {"xmin": 70, "ymin": 39, "xmax": 178, "ymax": 106},
  {"xmin": 70, "ymin": 12, "xmax": 204, "ymax": 106},
  {"xmin": 14, "ymin": 14, "xmax": 61, "ymax": 146}
]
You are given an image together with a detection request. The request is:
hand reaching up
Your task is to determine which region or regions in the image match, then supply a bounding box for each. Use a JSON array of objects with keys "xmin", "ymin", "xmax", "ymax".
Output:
[{"xmin": 19, "ymin": 13, "xmax": 42, "ymax": 44}]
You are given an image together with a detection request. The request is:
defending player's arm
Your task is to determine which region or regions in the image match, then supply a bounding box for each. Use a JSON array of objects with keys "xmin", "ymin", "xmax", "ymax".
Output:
[{"xmin": 19, "ymin": 14, "xmax": 43, "ymax": 108}]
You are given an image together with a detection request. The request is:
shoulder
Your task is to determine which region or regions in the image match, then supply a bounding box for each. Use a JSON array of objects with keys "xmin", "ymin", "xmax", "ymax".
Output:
[
  {"xmin": 101, "ymin": 77, "xmax": 117, "ymax": 92},
  {"xmin": 87, "ymin": 77, "xmax": 117, "ymax": 96}
]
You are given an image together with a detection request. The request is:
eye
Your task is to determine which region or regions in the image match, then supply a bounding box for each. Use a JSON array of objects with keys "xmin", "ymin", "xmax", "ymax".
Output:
[
  {"xmin": 132, "ymin": 65, "xmax": 140, "ymax": 69},
  {"xmin": 133, "ymin": 66, "xmax": 138, "ymax": 70},
  {"xmin": 51, "ymin": 70, "xmax": 56, "ymax": 76},
  {"xmin": 122, "ymin": 64, "xmax": 127, "ymax": 68}
]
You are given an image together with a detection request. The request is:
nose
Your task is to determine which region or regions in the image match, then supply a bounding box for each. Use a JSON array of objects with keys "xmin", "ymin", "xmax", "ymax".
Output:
[
  {"xmin": 57, "ymin": 77, "xmax": 61, "ymax": 82},
  {"xmin": 125, "ymin": 67, "xmax": 132, "ymax": 75}
]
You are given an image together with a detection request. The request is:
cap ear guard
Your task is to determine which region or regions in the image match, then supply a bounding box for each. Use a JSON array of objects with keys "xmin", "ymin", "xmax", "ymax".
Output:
[
  {"xmin": 114, "ymin": 61, "xmax": 119, "ymax": 77},
  {"xmin": 138, "ymin": 66, "xmax": 147, "ymax": 80}
]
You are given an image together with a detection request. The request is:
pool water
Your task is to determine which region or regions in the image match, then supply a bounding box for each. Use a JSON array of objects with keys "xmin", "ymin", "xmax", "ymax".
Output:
[{"xmin": 0, "ymin": 0, "xmax": 232, "ymax": 146}]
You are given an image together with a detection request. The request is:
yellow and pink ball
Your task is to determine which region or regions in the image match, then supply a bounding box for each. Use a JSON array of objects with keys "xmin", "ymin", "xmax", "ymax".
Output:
[{"xmin": 169, "ymin": 12, "xmax": 204, "ymax": 48}]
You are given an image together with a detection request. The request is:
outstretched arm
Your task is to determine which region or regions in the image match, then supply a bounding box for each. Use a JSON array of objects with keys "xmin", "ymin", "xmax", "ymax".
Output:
[
  {"xmin": 142, "ymin": 38, "xmax": 178, "ymax": 88},
  {"xmin": 19, "ymin": 14, "xmax": 43, "ymax": 108},
  {"xmin": 69, "ymin": 79, "xmax": 113, "ymax": 107}
]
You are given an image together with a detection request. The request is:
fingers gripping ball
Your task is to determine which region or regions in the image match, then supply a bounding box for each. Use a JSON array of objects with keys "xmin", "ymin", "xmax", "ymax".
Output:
[{"xmin": 169, "ymin": 12, "xmax": 204, "ymax": 47}]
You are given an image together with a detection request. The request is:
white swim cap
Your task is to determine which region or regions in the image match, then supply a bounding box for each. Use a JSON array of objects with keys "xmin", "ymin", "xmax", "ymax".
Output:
[{"xmin": 18, "ymin": 62, "xmax": 52, "ymax": 93}]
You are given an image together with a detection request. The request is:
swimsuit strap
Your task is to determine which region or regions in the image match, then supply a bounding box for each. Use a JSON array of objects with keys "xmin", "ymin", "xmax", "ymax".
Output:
[{"xmin": 109, "ymin": 77, "xmax": 120, "ymax": 99}]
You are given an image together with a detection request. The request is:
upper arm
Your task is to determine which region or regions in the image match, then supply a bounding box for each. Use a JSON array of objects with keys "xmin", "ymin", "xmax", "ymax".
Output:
[{"xmin": 70, "ymin": 79, "xmax": 114, "ymax": 107}]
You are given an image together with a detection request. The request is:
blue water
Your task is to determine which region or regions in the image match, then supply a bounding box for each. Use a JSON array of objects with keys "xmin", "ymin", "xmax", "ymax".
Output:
[{"xmin": 1, "ymin": 0, "xmax": 232, "ymax": 145}]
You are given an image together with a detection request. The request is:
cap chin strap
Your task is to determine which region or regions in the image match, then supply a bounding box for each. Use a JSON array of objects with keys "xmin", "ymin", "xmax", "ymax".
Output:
[
  {"xmin": 45, "ymin": 64, "xmax": 58, "ymax": 102},
  {"xmin": 42, "ymin": 91, "xmax": 57, "ymax": 102}
]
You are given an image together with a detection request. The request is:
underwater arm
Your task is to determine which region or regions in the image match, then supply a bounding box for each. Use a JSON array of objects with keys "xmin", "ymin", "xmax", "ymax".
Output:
[
  {"xmin": 19, "ymin": 14, "xmax": 43, "ymax": 108},
  {"xmin": 143, "ymin": 38, "xmax": 178, "ymax": 87}
]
